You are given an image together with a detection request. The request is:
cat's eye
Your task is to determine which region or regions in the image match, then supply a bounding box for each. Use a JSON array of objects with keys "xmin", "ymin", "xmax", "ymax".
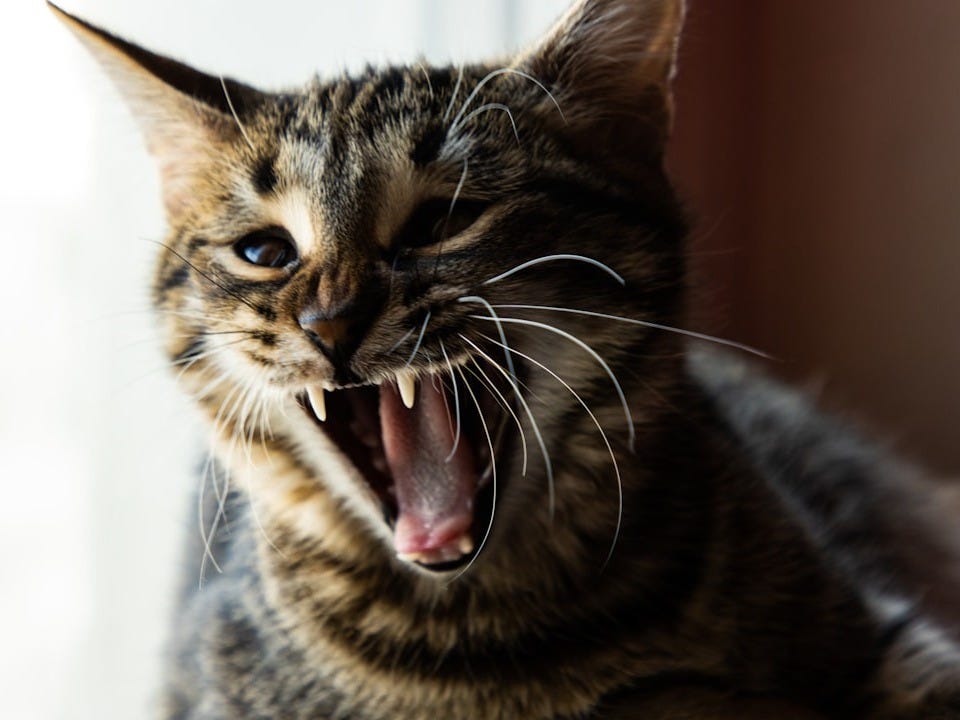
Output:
[
  {"xmin": 234, "ymin": 228, "xmax": 298, "ymax": 268},
  {"xmin": 397, "ymin": 198, "xmax": 488, "ymax": 249}
]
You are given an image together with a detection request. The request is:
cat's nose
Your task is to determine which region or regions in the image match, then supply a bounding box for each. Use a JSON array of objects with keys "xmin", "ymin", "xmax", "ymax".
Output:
[
  {"xmin": 298, "ymin": 290, "xmax": 384, "ymax": 372},
  {"xmin": 299, "ymin": 315, "xmax": 352, "ymax": 353},
  {"xmin": 299, "ymin": 263, "xmax": 385, "ymax": 374},
  {"xmin": 298, "ymin": 305, "xmax": 363, "ymax": 360}
]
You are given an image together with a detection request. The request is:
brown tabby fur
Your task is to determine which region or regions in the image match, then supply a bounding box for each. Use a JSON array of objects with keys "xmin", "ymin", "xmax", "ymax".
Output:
[{"xmin": 52, "ymin": 0, "xmax": 960, "ymax": 717}]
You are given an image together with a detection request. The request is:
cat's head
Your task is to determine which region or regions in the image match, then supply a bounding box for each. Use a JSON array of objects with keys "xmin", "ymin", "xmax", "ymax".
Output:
[{"xmin": 54, "ymin": 0, "xmax": 687, "ymax": 577}]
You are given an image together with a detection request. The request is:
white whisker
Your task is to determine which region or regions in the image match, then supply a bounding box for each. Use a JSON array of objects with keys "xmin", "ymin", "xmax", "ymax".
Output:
[
  {"xmin": 449, "ymin": 67, "xmax": 564, "ymax": 132},
  {"xmin": 170, "ymin": 337, "xmax": 253, "ymax": 369},
  {"xmin": 452, "ymin": 103, "xmax": 520, "ymax": 145},
  {"xmin": 462, "ymin": 358, "xmax": 528, "ymax": 476},
  {"xmin": 457, "ymin": 296, "xmax": 516, "ymax": 381},
  {"xmin": 472, "ymin": 315, "xmax": 636, "ymax": 451},
  {"xmin": 439, "ymin": 340, "xmax": 463, "ymax": 462},
  {"xmin": 197, "ymin": 453, "xmax": 223, "ymax": 584},
  {"xmin": 443, "ymin": 65, "xmax": 465, "ymax": 123},
  {"xmin": 416, "ymin": 62, "xmax": 434, "ymax": 98},
  {"xmin": 447, "ymin": 365, "xmax": 497, "ymax": 583},
  {"xmin": 480, "ymin": 333, "xmax": 623, "ymax": 568},
  {"xmin": 433, "ymin": 159, "xmax": 470, "ymax": 275},
  {"xmin": 405, "ymin": 311, "xmax": 432, "ymax": 367},
  {"xmin": 491, "ymin": 304, "xmax": 771, "ymax": 359},
  {"xmin": 483, "ymin": 254, "xmax": 625, "ymax": 287},
  {"xmin": 219, "ymin": 75, "xmax": 255, "ymax": 152},
  {"xmin": 219, "ymin": 375, "xmax": 287, "ymax": 562},
  {"xmin": 388, "ymin": 326, "xmax": 417, "ymax": 355},
  {"xmin": 460, "ymin": 334, "xmax": 555, "ymax": 518}
]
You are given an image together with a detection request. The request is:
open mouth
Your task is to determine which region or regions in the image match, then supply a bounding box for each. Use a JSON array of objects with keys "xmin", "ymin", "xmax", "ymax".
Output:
[{"xmin": 297, "ymin": 362, "xmax": 510, "ymax": 572}]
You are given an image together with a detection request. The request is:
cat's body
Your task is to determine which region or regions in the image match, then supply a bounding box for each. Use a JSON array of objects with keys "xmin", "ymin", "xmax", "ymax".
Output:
[
  {"xmin": 51, "ymin": 0, "xmax": 960, "ymax": 717},
  {"xmin": 157, "ymin": 349, "xmax": 960, "ymax": 719}
]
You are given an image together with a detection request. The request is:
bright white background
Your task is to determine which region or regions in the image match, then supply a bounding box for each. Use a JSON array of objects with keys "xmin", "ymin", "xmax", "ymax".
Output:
[{"xmin": 2, "ymin": 2, "xmax": 567, "ymax": 718}]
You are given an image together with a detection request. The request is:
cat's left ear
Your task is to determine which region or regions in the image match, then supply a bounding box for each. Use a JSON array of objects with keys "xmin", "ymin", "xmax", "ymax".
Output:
[
  {"xmin": 520, "ymin": 0, "xmax": 685, "ymax": 160},
  {"xmin": 49, "ymin": 2, "xmax": 268, "ymax": 215}
]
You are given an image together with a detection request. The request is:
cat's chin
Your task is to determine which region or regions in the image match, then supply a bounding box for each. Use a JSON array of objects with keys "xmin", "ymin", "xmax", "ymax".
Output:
[{"xmin": 297, "ymin": 366, "xmax": 509, "ymax": 573}]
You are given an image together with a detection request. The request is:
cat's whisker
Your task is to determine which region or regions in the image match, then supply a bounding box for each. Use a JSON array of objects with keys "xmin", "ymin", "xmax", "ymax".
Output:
[
  {"xmin": 462, "ymin": 354, "xmax": 529, "ymax": 477},
  {"xmin": 199, "ymin": 380, "xmax": 248, "ymax": 582},
  {"xmin": 433, "ymin": 158, "xmax": 470, "ymax": 277},
  {"xmin": 472, "ymin": 315, "xmax": 636, "ymax": 451},
  {"xmin": 482, "ymin": 254, "xmax": 625, "ymax": 287},
  {"xmin": 388, "ymin": 326, "xmax": 417, "ymax": 355},
  {"xmin": 114, "ymin": 329, "xmax": 256, "ymax": 355},
  {"xmin": 234, "ymin": 374, "xmax": 264, "ymax": 467},
  {"xmin": 448, "ymin": 66, "xmax": 565, "ymax": 134},
  {"xmin": 457, "ymin": 296, "xmax": 517, "ymax": 381},
  {"xmin": 216, "ymin": 374, "xmax": 287, "ymax": 561},
  {"xmin": 439, "ymin": 340, "xmax": 463, "ymax": 462},
  {"xmin": 168, "ymin": 340, "xmax": 253, "ymax": 393},
  {"xmin": 415, "ymin": 62, "xmax": 434, "ymax": 99},
  {"xmin": 154, "ymin": 308, "xmax": 249, "ymax": 325},
  {"xmin": 447, "ymin": 365, "xmax": 497, "ymax": 583},
  {"xmin": 480, "ymin": 333, "xmax": 623, "ymax": 568},
  {"xmin": 405, "ymin": 311, "xmax": 432, "ymax": 367},
  {"xmin": 110, "ymin": 338, "xmax": 248, "ymax": 396},
  {"xmin": 198, "ymin": 452, "xmax": 224, "ymax": 584},
  {"xmin": 219, "ymin": 75, "xmax": 256, "ymax": 152},
  {"xmin": 459, "ymin": 334, "xmax": 555, "ymax": 518},
  {"xmin": 491, "ymin": 303, "xmax": 772, "ymax": 359},
  {"xmin": 443, "ymin": 65, "xmax": 465, "ymax": 123},
  {"xmin": 452, "ymin": 103, "xmax": 521, "ymax": 145},
  {"xmin": 189, "ymin": 367, "xmax": 236, "ymax": 405},
  {"xmin": 151, "ymin": 241, "xmax": 264, "ymax": 315},
  {"xmin": 170, "ymin": 337, "xmax": 252, "ymax": 370}
]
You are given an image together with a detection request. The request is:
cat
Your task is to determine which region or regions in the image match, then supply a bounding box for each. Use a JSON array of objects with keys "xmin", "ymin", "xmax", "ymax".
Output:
[{"xmin": 52, "ymin": 0, "xmax": 960, "ymax": 717}]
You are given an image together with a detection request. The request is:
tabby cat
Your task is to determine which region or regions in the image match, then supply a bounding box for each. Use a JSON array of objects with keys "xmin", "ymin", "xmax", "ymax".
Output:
[{"xmin": 53, "ymin": 0, "xmax": 960, "ymax": 717}]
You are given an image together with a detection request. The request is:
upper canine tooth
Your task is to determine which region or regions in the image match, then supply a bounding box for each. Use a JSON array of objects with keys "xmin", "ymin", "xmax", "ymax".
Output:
[
  {"xmin": 307, "ymin": 385, "xmax": 327, "ymax": 422},
  {"xmin": 397, "ymin": 372, "xmax": 416, "ymax": 409}
]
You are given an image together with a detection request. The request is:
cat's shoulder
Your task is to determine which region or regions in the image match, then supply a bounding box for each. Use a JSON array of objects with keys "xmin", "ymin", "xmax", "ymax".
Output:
[{"xmin": 688, "ymin": 345, "xmax": 960, "ymax": 628}]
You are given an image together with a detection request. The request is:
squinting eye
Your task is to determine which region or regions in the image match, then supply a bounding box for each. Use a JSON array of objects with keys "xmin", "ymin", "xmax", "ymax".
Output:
[
  {"xmin": 398, "ymin": 198, "xmax": 489, "ymax": 249},
  {"xmin": 234, "ymin": 228, "xmax": 298, "ymax": 268}
]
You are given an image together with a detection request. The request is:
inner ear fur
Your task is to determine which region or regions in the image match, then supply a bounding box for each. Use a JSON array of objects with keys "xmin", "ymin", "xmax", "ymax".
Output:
[{"xmin": 49, "ymin": 2, "xmax": 269, "ymax": 215}]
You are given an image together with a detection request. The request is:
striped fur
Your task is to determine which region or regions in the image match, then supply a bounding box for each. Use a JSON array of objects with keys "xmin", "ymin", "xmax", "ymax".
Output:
[{"xmin": 53, "ymin": 0, "xmax": 960, "ymax": 717}]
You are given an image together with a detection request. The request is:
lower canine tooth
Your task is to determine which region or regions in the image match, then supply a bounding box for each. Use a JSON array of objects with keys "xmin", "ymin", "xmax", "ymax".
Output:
[
  {"xmin": 306, "ymin": 385, "xmax": 326, "ymax": 422},
  {"xmin": 397, "ymin": 373, "xmax": 416, "ymax": 409},
  {"xmin": 457, "ymin": 535, "xmax": 474, "ymax": 555}
]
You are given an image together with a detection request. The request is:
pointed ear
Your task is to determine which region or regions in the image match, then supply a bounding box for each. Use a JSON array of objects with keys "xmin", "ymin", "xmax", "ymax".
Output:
[
  {"xmin": 521, "ymin": 0, "xmax": 685, "ymax": 159},
  {"xmin": 48, "ymin": 2, "xmax": 268, "ymax": 215}
]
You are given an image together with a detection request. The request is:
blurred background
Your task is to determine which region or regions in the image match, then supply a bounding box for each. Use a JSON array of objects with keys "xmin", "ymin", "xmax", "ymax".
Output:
[{"xmin": 4, "ymin": 0, "xmax": 958, "ymax": 717}]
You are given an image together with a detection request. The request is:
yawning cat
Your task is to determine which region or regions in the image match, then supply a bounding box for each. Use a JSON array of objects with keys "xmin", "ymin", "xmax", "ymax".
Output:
[{"xmin": 53, "ymin": 0, "xmax": 960, "ymax": 717}]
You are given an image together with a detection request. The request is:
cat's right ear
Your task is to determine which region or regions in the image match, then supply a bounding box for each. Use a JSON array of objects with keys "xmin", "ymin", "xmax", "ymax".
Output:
[
  {"xmin": 519, "ymin": 0, "xmax": 685, "ymax": 164},
  {"xmin": 48, "ymin": 2, "xmax": 267, "ymax": 215}
]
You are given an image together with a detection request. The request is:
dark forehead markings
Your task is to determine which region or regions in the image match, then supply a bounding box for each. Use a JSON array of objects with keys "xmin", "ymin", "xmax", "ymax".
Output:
[
  {"xmin": 411, "ymin": 124, "xmax": 447, "ymax": 167},
  {"xmin": 252, "ymin": 154, "xmax": 279, "ymax": 195}
]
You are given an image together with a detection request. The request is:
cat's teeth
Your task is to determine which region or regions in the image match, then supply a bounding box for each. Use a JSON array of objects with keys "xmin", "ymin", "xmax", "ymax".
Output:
[
  {"xmin": 306, "ymin": 385, "xmax": 327, "ymax": 422},
  {"xmin": 396, "ymin": 534, "xmax": 474, "ymax": 566},
  {"xmin": 457, "ymin": 534, "xmax": 474, "ymax": 555},
  {"xmin": 397, "ymin": 372, "xmax": 416, "ymax": 409}
]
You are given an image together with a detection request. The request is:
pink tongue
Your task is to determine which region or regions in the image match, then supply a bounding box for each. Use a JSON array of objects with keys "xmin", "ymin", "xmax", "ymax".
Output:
[{"xmin": 380, "ymin": 378, "xmax": 476, "ymax": 557}]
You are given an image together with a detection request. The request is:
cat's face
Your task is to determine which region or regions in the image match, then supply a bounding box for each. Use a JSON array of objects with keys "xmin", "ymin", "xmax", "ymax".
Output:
[{"xmin": 56, "ymin": 0, "xmax": 686, "ymax": 574}]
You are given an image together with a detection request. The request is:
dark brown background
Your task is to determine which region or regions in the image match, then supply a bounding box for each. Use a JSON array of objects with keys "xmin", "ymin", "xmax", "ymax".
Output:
[{"xmin": 667, "ymin": 1, "xmax": 960, "ymax": 474}]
